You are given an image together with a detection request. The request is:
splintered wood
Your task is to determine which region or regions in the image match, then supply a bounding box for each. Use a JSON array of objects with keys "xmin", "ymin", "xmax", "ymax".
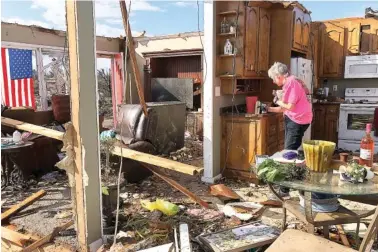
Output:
[
  {"xmin": 119, "ymin": 0, "xmax": 148, "ymax": 116},
  {"xmin": 143, "ymin": 164, "xmax": 209, "ymax": 208},
  {"xmin": 1, "ymin": 227, "xmax": 34, "ymax": 247},
  {"xmin": 1, "ymin": 190, "xmax": 47, "ymax": 222},
  {"xmin": 1, "ymin": 117, "xmax": 64, "ymax": 141}
]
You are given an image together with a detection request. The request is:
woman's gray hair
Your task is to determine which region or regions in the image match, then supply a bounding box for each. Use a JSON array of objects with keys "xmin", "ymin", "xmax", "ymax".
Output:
[{"xmin": 268, "ymin": 62, "xmax": 289, "ymax": 79}]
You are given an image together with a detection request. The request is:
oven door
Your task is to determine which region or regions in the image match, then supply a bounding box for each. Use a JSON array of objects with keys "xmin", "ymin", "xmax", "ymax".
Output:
[{"xmin": 338, "ymin": 106, "xmax": 376, "ymax": 141}]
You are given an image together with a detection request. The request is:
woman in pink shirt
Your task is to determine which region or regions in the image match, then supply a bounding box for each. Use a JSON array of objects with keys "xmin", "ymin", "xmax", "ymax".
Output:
[{"xmin": 268, "ymin": 62, "xmax": 313, "ymax": 150}]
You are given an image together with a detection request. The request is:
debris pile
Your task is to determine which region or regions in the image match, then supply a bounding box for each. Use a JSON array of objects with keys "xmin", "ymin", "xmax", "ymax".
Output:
[{"xmin": 167, "ymin": 137, "xmax": 203, "ymax": 163}]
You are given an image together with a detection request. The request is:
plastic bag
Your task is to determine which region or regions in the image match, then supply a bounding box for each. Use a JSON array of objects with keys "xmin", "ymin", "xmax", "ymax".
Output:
[{"xmin": 140, "ymin": 199, "xmax": 179, "ymax": 216}]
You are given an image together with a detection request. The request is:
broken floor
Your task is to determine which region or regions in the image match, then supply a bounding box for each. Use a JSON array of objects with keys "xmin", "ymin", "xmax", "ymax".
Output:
[{"xmin": 1, "ymin": 138, "xmax": 377, "ymax": 251}]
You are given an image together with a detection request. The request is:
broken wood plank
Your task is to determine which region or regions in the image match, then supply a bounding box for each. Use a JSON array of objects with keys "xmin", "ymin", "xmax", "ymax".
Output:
[
  {"xmin": 1, "ymin": 227, "xmax": 35, "ymax": 247},
  {"xmin": 143, "ymin": 164, "xmax": 209, "ymax": 209},
  {"xmin": 112, "ymin": 146, "xmax": 203, "ymax": 176},
  {"xmin": 1, "ymin": 190, "xmax": 46, "ymax": 222},
  {"xmin": 336, "ymin": 225, "xmax": 351, "ymax": 247},
  {"xmin": 119, "ymin": 0, "xmax": 148, "ymax": 116},
  {"xmin": 21, "ymin": 220, "xmax": 74, "ymax": 252},
  {"xmin": 1, "ymin": 117, "xmax": 64, "ymax": 141}
]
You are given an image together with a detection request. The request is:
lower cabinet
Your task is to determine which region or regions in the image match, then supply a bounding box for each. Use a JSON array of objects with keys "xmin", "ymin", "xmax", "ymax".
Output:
[
  {"xmin": 312, "ymin": 104, "xmax": 339, "ymax": 144},
  {"xmin": 221, "ymin": 113, "xmax": 284, "ymax": 182}
]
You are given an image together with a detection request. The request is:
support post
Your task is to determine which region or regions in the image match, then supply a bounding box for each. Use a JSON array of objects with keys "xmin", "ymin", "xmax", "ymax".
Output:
[
  {"xmin": 65, "ymin": 1, "xmax": 103, "ymax": 251},
  {"xmin": 202, "ymin": 0, "xmax": 221, "ymax": 183},
  {"xmin": 35, "ymin": 48, "xmax": 48, "ymax": 110}
]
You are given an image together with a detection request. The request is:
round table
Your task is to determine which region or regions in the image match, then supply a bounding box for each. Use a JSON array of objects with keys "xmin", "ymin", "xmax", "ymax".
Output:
[
  {"xmin": 272, "ymin": 170, "xmax": 378, "ymax": 196},
  {"xmin": 1, "ymin": 140, "xmax": 34, "ymax": 189},
  {"xmin": 268, "ymin": 169, "xmax": 378, "ymax": 239}
]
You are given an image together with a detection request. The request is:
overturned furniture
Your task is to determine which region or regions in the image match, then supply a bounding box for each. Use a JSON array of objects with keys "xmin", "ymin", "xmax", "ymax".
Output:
[{"xmin": 115, "ymin": 102, "xmax": 186, "ymax": 182}]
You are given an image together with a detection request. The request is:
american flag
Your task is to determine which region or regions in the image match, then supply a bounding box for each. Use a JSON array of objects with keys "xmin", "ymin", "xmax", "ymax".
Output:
[{"xmin": 1, "ymin": 48, "xmax": 36, "ymax": 109}]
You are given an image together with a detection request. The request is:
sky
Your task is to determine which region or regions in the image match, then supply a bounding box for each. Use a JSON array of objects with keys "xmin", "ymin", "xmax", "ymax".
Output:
[{"xmin": 1, "ymin": 0, "xmax": 378, "ymax": 69}]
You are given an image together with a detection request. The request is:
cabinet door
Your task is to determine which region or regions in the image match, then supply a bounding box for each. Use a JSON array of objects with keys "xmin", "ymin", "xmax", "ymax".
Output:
[
  {"xmin": 244, "ymin": 6, "xmax": 259, "ymax": 77},
  {"xmin": 224, "ymin": 119, "xmax": 257, "ymax": 171},
  {"xmin": 257, "ymin": 8, "xmax": 271, "ymax": 76},
  {"xmin": 325, "ymin": 114, "xmax": 339, "ymax": 144},
  {"xmin": 312, "ymin": 105, "xmax": 326, "ymax": 140},
  {"xmin": 319, "ymin": 22, "xmax": 345, "ymax": 78},
  {"xmin": 371, "ymin": 22, "xmax": 378, "ymax": 54},
  {"xmin": 302, "ymin": 13, "xmax": 311, "ymax": 51},
  {"xmin": 292, "ymin": 9, "xmax": 304, "ymax": 51},
  {"xmin": 346, "ymin": 21, "xmax": 361, "ymax": 54}
]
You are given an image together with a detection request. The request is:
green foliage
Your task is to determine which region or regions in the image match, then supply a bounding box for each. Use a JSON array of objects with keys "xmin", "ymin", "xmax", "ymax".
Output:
[{"xmin": 257, "ymin": 159, "xmax": 308, "ymax": 183}]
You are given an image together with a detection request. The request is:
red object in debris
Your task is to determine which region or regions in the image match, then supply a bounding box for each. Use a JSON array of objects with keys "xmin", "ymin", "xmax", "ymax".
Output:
[
  {"xmin": 209, "ymin": 184, "xmax": 241, "ymax": 200},
  {"xmin": 51, "ymin": 95, "xmax": 71, "ymax": 124},
  {"xmin": 246, "ymin": 96, "xmax": 258, "ymax": 114}
]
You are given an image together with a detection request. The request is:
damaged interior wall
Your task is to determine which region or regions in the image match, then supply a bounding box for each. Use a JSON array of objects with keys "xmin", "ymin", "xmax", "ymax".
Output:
[
  {"xmin": 125, "ymin": 33, "xmax": 205, "ymax": 104},
  {"xmin": 1, "ymin": 22, "xmax": 123, "ymax": 53}
]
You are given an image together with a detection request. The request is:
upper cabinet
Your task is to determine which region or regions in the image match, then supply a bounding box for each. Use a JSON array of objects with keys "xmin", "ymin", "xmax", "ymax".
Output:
[
  {"xmin": 372, "ymin": 23, "xmax": 378, "ymax": 54},
  {"xmin": 292, "ymin": 7, "xmax": 311, "ymax": 53},
  {"xmin": 319, "ymin": 22, "xmax": 345, "ymax": 78},
  {"xmin": 244, "ymin": 4, "xmax": 271, "ymax": 77}
]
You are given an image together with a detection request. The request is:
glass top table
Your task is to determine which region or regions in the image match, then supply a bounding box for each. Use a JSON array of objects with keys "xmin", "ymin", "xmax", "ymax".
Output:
[{"xmin": 272, "ymin": 169, "xmax": 378, "ymax": 196}]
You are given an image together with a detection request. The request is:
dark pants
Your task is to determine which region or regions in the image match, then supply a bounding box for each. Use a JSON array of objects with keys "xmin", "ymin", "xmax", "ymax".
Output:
[
  {"xmin": 284, "ymin": 116, "xmax": 310, "ymax": 150},
  {"xmin": 281, "ymin": 116, "xmax": 310, "ymax": 193}
]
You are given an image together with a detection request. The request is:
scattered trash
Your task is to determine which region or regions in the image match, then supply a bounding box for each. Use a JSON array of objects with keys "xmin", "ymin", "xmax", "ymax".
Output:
[
  {"xmin": 179, "ymin": 223, "xmax": 192, "ymax": 252},
  {"xmin": 120, "ymin": 192, "xmax": 129, "ymax": 200},
  {"xmin": 221, "ymin": 202, "xmax": 263, "ymax": 221},
  {"xmin": 55, "ymin": 211, "xmax": 72, "ymax": 219},
  {"xmin": 140, "ymin": 199, "xmax": 179, "ymax": 216},
  {"xmin": 198, "ymin": 221, "xmax": 279, "ymax": 252},
  {"xmin": 259, "ymin": 200, "xmax": 283, "ymax": 207},
  {"xmin": 343, "ymin": 222, "xmax": 368, "ymax": 238},
  {"xmin": 209, "ymin": 184, "xmax": 240, "ymax": 200},
  {"xmin": 41, "ymin": 171, "xmax": 61, "ymax": 183},
  {"xmin": 137, "ymin": 242, "xmax": 174, "ymax": 252},
  {"xmin": 224, "ymin": 216, "xmax": 242, "ymax": 226},
  {"xmin": 186, "ymin": 208, "xmax": 224, "ymax": 221}
]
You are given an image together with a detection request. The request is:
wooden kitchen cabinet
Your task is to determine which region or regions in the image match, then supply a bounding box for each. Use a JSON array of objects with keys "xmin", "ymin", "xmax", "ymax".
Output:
[
  {"xmin": 319, "ymin": 22, "xmax": 345, "ymax": 78},
  {"xmin": 244, "ymin": 4, "xmax": 271, "ymax": 77},
  {"xmin": 312, "ymin": 104, "xmax": 339, "ymax": 144},
  {"xmin": 221, "ymin": 113, "xmax": 284, "ymax": 182},
  {"xmin": 370, "ymin": 22, "xmax": 378, "ymax": 54},
  {"xmin": 292, "ymin": 7, "xmax": 311, "ymax": 53}
]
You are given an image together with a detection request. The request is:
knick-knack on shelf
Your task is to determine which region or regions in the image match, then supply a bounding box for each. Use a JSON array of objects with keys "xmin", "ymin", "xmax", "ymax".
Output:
[
  {"xmin": 221, "ymin": 17, "xmax": 230, "ymax": 33},
  {"xmin": 229, "ymin": 24, "xmax": 235, "ymax": 34},
  {"xmin": 224, "ymin": 39, "xmax": 233, "ymax": 55}
]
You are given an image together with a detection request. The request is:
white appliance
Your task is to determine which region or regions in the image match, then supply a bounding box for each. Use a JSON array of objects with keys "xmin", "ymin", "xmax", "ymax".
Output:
[
  {"xmin": 338, "ymin": 88, "xmax": 378, "ymax": 152},
  {"xmin": 345, "ymin": 55, "xmax": 378, "ymax": 79},
  {"xmin": 290, "ymin": 57, "xmax": 313, "ymax": 144}
]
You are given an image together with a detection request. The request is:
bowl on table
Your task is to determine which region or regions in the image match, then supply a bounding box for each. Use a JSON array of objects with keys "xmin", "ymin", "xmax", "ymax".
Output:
[{"xmin": 303, "ymin": 140, "xmax": 336, "ymax": 172}]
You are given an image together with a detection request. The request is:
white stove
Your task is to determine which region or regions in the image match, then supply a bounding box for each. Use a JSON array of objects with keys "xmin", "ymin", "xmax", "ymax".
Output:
[{"xmin": 338, "ymin": 88, "xmax": 378, "ymax": 152}]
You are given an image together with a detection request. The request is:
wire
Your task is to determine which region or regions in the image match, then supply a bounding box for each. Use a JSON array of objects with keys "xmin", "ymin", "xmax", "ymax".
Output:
[
  {"xmin": 113, "ymin": 0, "xmax": 131, "ymax": 247},
  {"xmin": 221, "ymin": 1, "xmax": 241, "ymax": 175}
]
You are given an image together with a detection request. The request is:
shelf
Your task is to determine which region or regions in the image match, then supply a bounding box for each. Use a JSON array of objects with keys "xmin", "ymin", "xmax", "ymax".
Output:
[
  {"xmin": 219, "ymin": 74, "xmax": 239, "ymax": 79},
  {"xmin": 218, "ymin": 10, "xmax": 241, "ymax": 16},
  {"xmin": 219, "ymin": 54, "xmax": 240, "ymax": 58},
  {"xmin": 218, "ymin": 32, "xmax": 237, "ymax": 37}
]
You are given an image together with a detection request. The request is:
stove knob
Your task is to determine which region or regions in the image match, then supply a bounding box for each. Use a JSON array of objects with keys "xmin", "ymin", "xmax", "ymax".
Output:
[{"xmin": 352, "ymin": 90, "xmax": 355, "ymax": 93}]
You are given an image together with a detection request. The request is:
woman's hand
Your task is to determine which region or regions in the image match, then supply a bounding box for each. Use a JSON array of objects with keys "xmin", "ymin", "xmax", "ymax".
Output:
[{"xmin": 268, "ymin": 106, "xmax": 283, "ymax": 113}]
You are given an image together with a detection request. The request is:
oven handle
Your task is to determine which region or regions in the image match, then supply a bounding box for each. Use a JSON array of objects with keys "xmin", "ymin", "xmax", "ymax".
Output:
[{"xmin": 340, "ymin": 107, "xmax": 377, "ymax": 112}]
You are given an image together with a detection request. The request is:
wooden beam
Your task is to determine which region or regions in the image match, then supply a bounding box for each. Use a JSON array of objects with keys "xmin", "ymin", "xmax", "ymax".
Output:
[
  {"xmin": 65, "ymin": 0, "xmax": 102, "ymax": 250},
  {"xmin": 1, "ymin": 190, "xmax": 46, "ymax": 222},
  {"xmin": 111, "ymin": 146, "xmax": 203, "ymax": 176},
  {"xmin": 1, "ymin": 117, "xmax": 64, "ymax": 141},
  {"xmin": 143, "ymin": 164, "xmax": 209, "ymax": 208},
  {"xmin": 21, "ymin": 220, "xmax": 74, "ymax": 252},
  {"xmin": 1, "ymin": 227, "xmax": 35, "ymax": 247},
  {"xmin": 119, "ymin": 0, "xmax": 148, "ymax": 116}
]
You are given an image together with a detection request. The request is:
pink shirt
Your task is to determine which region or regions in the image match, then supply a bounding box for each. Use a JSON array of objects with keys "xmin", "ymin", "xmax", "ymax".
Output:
[{"xmin": 282, "ymin": 76, "xmax": 313, "ymax": 125}]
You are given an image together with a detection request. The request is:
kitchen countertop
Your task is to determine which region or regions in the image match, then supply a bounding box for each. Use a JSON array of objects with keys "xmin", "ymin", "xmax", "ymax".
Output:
[{"xmin": 312, "ymin": 101, "xmax": 342, "ymax": 105}]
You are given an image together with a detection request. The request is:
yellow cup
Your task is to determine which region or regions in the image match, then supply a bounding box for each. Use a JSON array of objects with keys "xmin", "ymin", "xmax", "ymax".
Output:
[{"xmin": 303, "ymin": 140, "xmax": 336, "ymax": 172}]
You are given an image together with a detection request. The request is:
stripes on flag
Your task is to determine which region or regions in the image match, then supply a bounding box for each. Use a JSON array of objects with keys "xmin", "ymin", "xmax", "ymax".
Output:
[{"xmin": 1, "ymin": 47, "xmax": 36, "ymax": 109}]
